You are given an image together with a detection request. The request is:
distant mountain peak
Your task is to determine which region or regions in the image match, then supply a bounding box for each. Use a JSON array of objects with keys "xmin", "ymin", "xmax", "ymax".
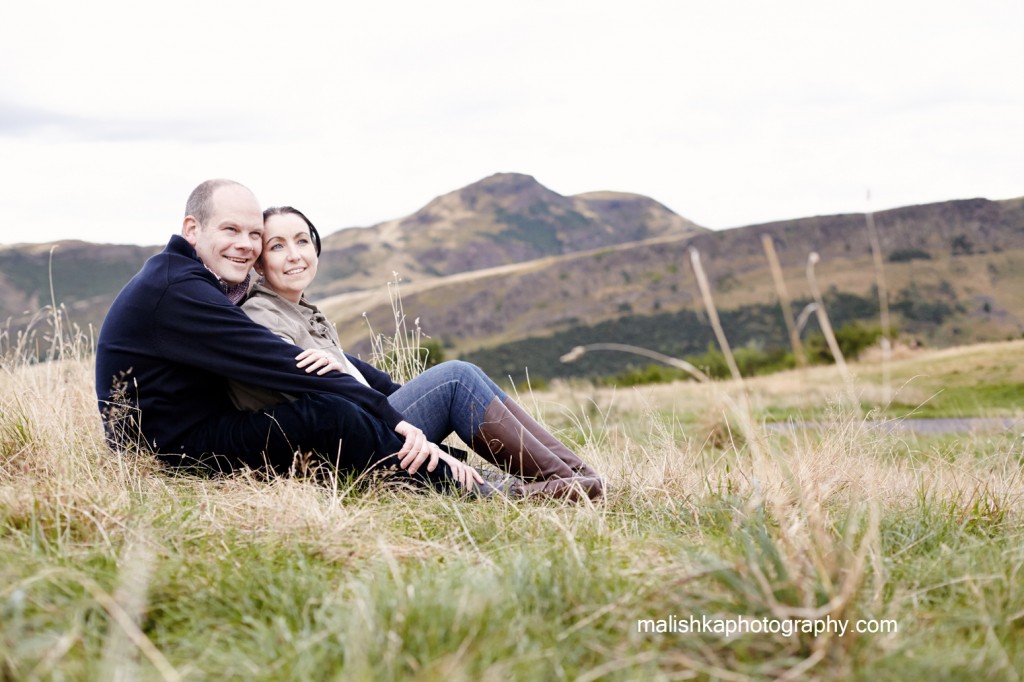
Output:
[
  {"xmin": 314, "ymin": 171, "xmax": 705, "ymax": 294},
  {"xmin": 456, "ymin": 172, "xmax": 563, "ymax": 207},
  {"xmin": 471, "ymin": 171, "xmax": 540, "ymax": 187}
]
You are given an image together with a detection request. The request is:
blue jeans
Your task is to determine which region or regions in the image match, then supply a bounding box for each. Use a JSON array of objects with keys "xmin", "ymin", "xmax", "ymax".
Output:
[{"xmin": 387, "ymin": 361, "xmax": 508, "ymax": 446}]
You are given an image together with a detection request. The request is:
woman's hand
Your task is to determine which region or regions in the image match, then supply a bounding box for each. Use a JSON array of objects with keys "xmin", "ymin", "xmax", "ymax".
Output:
[
  {"xmin": 392, "ymin": 423, "xmax": 483, "ymax": 489},
  {"xmin": 394, "ymin": 420, "xmax": 435, "ymax": 474},
  {"xmin": 295, "ymin": 348, "xmax": 344, "ymax": 376},
  {"xmin": 436, "ymin": 447, "xmax": 484, "ymax": 490}
]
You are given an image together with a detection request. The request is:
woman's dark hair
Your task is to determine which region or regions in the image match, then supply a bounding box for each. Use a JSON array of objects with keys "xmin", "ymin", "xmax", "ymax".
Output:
[{"xmin": 262, "ymin": 206, "xmax": 322, "ymax": 256}]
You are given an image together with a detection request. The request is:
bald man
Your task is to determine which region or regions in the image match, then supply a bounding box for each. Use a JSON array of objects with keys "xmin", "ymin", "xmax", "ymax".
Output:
[{"xmin": 95, "ymin": 179, "xmax": 455, "ymax": 488}]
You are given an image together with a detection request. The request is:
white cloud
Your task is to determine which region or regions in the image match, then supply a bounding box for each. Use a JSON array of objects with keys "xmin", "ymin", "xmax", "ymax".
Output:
[{"xmin": 1, "ymin": 0, "xmax": 1022, "ymax": 246}]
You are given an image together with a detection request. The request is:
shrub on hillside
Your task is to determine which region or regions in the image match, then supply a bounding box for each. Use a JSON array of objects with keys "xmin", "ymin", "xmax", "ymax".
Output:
[
  {"xmin": 892, "ymin": 283, "xmax": 958, "ymax": 324},
  {"xmin": 888, "ymin": 248, "xmax": 932, "ymax": 263},
  {"xmin": 805, "ymin": 322, "xmax": 884, "ymax": 364}
]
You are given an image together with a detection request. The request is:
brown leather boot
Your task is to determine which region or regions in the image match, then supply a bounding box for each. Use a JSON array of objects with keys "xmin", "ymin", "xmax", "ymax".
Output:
[
  {"xmin": 472, "ymin": 397, "xmax": 576, "ymax": 480},
  {"xmin": 472, "ymin": 398, "xmax": 603, "ymax": 501},
  {"xmin": 518, "ymin": 475, "xmax": 604, "ymax": 502},
  {"xmin": 502, "ymin": 398, "xmax": 603, "ymax": 481}
]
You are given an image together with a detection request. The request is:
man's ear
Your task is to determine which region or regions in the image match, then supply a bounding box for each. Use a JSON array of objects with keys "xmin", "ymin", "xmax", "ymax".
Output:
[{"xmin": 182, "ymin": 215, "xmax": 200, "ymax": 245}]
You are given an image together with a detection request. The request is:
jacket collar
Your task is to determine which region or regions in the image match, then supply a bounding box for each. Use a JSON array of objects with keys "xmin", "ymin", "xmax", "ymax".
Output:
[
  {"xmin": 165, "ymin": 234, "xmax": 252, "ymax": 304},
  {"xmin": 249, "ymin": 280, "xmax": 313, "ymax": 311}
]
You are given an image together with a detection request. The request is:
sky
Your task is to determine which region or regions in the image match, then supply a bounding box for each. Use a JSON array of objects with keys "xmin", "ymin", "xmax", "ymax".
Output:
[{"xmin": 1, "ymin": 0, "xmax": 1022, "ymax": 247}]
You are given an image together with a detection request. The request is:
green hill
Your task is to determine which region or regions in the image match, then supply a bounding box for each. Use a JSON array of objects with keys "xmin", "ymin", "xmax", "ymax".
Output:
[{"xmin": 2, "ymin": 176, "xmax": 1022, "ymax": 383}]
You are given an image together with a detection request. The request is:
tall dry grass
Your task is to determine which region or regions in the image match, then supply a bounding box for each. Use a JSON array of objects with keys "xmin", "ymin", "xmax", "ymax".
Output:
[{"xmin": 2, "ymin": 294, "xmax": 1023, "ymax": 678}]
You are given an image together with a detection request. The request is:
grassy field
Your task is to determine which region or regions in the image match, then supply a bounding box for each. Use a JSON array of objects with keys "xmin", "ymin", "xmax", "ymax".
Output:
[{"xmin": 2, "ymin": 330, "xmax": 1023, "ymax": 680}]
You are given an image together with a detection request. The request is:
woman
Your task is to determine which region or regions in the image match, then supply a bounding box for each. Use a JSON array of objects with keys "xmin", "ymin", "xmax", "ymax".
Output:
[{"xmin": 231, "ymin": 206, "xmax": 603, "ymax": 501}]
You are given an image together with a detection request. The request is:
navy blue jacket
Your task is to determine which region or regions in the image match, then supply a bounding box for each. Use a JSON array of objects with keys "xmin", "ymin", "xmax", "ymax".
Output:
[{"xmin": 95, "ymin": 235, "xmax": 404, "ymax": 454}]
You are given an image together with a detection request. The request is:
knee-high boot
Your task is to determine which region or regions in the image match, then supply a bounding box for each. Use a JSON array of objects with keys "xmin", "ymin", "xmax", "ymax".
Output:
[
  {"xmin": 516, "ymin": 475, "xmax": 604, "ymax": 502},
  {"xmin": 502, "ymin": 398, "xmax": 603, "ymax": 480},
  {"xmin": 472, "ymin": 398, "xmax": 603, "ymax": 500}
]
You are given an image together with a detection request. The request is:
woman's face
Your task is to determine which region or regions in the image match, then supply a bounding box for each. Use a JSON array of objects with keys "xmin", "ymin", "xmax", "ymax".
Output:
[{"xmin": 258, "ymin": 212, "xmax": 319, "ymax": 303}]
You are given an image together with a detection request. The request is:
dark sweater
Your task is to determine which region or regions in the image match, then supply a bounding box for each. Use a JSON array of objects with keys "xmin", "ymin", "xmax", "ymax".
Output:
[{"xmin": 95, "ymin": 235, "xmax": 404, "ymax": 454}]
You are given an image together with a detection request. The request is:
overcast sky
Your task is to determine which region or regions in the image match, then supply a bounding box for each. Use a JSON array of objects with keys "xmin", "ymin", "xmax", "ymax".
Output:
[{"xmin": 1, "ymin": 0, "xmax": 1021, "ymax": 247}]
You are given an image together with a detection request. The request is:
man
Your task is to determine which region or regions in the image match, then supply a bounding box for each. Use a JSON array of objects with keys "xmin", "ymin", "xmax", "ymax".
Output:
[{"xmin": 95, "ymin": 179, "xmax": 458, "ymax": 485}]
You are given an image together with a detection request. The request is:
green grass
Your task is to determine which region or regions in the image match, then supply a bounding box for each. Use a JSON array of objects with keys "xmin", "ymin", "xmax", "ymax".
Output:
[
  {"xmin": 2, "ymin": 324, "xmax": 1024, "ymax": 679},
  {"xmin": 4, "ymin": 470, "xmax": 1021, "ymax": 680},
  {"xmin": 883, "ymin": 382, "xmax": 1024, "ymax": 419}
]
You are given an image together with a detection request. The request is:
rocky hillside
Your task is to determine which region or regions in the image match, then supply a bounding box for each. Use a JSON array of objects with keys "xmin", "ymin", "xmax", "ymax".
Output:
[
  {"xmin": 0, "ymin": 241, "xmax": 158, "ymax": 333},
  {"xmin": 320, "ymin": 196, "xmax": 1024, "ymax": 364},
  {"xmin": 312, "ymin": 172, "xmax": 706, "ymax": 296},
  {"xmin": 2, "ymin": 174, "xmax": 1021, "ymax": 382},
  {"xmin": 0, "ymin": 173, "xmax": 703, "ymax": 338}
]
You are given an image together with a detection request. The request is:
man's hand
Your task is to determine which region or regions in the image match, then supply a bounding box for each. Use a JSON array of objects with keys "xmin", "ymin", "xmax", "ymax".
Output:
[
  {"xmin": 394, "ymin": 420, "xmax": 435, "ymax": 474},
  {"xmin": 436, "ymin": 447, "xmax": 484, "ymax": 490},
  {"xmin": 295, "ymin": 348, "xmax": 344, "ymax": 376}
]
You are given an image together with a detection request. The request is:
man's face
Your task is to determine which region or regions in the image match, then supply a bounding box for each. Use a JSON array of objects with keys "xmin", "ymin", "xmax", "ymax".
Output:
[{"xmin": 182, "ymin": 185, "xmax": 264, "ymax": 284}]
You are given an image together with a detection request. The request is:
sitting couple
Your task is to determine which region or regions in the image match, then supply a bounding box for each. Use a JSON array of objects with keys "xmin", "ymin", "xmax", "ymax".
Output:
[{"xmin": 95, "ymin": 179, "xmax": 603, "ymax": 501}]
